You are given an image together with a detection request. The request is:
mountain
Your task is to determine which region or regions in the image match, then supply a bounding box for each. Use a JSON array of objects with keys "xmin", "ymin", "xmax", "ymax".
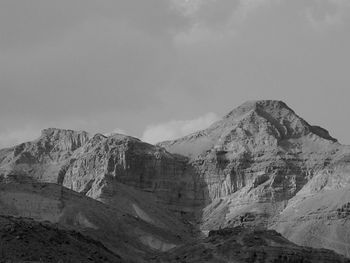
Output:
[
  {"xmin": 0, "ymin": 132, "xmax": 201, "ymax": 261},
  {"xmin": 159, "ymin": 100, "xmax": 350, "ymax": 256},
  {"xmin": 1, "ymin": 100, "xmax": 350, "ymax": 260},
  {"xmin": 59, "ymin": 133, "xmax": 205, "ymax": 216},
  {"xmin": 159, "ymin": 100, "xmax": 337, "ymax": 158},
  {"xmin": 0, "ymin": 128, "xmax": 89, "ymax": 182},
  {"xmin": 159, "ymin": 100, "xmax": 343, "ymax": 205},
  {"xmin": 0, "ymin": 130, "xmax": 206, "ymax": 216}
]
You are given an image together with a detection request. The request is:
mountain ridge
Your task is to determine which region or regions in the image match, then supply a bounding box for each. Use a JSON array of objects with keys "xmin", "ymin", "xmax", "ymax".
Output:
[{"xmin": 1, "ymin": 100, "xmax": 350, "ymax": 260}]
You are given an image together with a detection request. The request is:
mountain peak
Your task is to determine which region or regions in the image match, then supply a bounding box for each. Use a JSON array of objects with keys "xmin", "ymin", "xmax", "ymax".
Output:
[
  {"xmin": 224, "ymin": 100, "xmax": 292, "ymax": 119},
  {"xmin": 221, "ymin": 100, "xmax": 337, "ymax": 142},
  {"xmin": 37, "ymin": 128, "xmax": 90, "ymax": 153},
  {"xmin": 160, "ymin": 100, "xmax": 338, "ymax": 158},
  {"xmin": 40, "ymin": 128, "xmax": 89, "ymax": 138}
]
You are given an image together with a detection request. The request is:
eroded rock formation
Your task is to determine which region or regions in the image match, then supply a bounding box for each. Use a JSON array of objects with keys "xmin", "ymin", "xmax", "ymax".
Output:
[
  {"xmin": 60, "ymin": 134, "xmax": 206, "ymax": 215},
  {"xmin": 159, "ymin": 100, "xmax": 350, "ymax": 256},
  {"xmin": 0, "ymin": 128, "xmax": 89, "ymax": 182}
]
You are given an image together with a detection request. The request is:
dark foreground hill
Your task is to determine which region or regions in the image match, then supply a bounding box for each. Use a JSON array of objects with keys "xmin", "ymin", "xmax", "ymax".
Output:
[
  {"xmin": 152, "ymin": 227, "xmax": 350, "ymax": 263},
  {"xmin": 0, "ymin": 215, "xmax": 123, "ymax": 263}
]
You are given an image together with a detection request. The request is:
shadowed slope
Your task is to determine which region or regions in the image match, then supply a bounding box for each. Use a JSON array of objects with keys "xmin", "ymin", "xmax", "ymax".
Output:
[
  {"xmin": 0, "ymin": 179, "xmax": 193, "ymax": 262},
  {"xmin": 0, "ymin": 215, "xmax": 123, "ymax": 263},
  {"xmin": 152, "ymin": 227, "xmax": 350, "ymax": 263}
]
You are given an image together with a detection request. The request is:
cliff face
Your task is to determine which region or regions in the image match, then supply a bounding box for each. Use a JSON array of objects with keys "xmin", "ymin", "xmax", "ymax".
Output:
[
  {"xmin": 0, "ymin": 129, "xmax": 207, "ymax": 214},
  {"xmin": 0, "ymin": 128, "xmax": 89, "ymax": 182},
  {"xmin": 271, "ymin": 153, "xmax": 350, "ymax": 257},
  {"xmin": 160, "ymin": 100, "xmax": 340, "ymax": 202},
  {"xmin": 159, "ymin": 100, "xmax": 350, "ymax": 256},
  {"xmin": 58, "ymin": 133, "xmax": 206, "ymax": 216}
]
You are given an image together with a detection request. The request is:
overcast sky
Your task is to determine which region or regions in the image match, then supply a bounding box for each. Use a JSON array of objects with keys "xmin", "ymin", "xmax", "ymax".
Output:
[{"xmin": 1, "ymin": 0, "xmax": 350, "ymax": 147}]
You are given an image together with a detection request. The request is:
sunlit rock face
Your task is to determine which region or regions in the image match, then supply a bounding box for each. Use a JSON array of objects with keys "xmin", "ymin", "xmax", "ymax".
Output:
[
  {"xmin": 0, "ymin": 128, "xmax": 89, "ymax": 182},
  {"xmin": 159, "ymin": 100, "xmax": 350, "ymax": 256},
  {"xmin": 0, "ymin": 129, "xmax": 205, "ymax": 215},
  {"xmin": 60, "ymin": 133, "xmax": 206, "ymax": 213},
  {"xmin": 271, "ymin": 153, "xmax": 350, "ymax": 258},
  {"xmin": 160, "ymin": 100, "xmax": 340, "ymax": 202},
  {"xmin": 0, "ymin": 128, "xmax": 206, "ymax": 241}
]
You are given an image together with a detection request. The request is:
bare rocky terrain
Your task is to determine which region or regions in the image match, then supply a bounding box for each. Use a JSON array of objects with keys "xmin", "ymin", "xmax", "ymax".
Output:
[
  {"xmin": 160, "ymin": 100, "xmax": 350, "ymax": 257},
  {"xmin": 0, "ymin": 180, "xmax": 191, "ymax": 262},
  {"xmin": 0, "ymin": 215, "xmax": 123, "ymax": 263},
  {"xmin": 152, "ymin": 227, "xmax": 350, "ymax": 263},
  {"xmin": 1, "ymin": 100, "xmax": 350, "ymax": 262}
]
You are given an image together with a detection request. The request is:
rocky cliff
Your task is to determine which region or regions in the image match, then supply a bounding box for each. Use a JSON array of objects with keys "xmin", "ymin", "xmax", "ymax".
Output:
[
  {"xmin": 60, "ymin": 133, "xmax": 206, "ymax": 215},
  {"xmin": 159, "ymin": 100, "xmax": 350, "ymax": 256},
  {"xmin": 159, "ymin": 100, "xmax": 340, "ymax": 201},
  {"xmin": 271, "ymin": 152, "xmax": 350, "ymax": 257},
  {"xmin": 0, "ymin": 128, "xmax": 89, "ymax": 182}
]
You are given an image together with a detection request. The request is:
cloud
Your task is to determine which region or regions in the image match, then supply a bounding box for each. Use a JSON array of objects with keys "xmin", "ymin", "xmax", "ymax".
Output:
[
  {"xmin": 141, "ymin": 112, "xmax": 219, "ymax": 144},
  {"xmin": 170, "ymin": 0, "xmax": 207, "ymax": 17},
  {"xmin": 231, "ymin": 0, "xmax": 279, "ymax": 21},
  {"xmin": 104, "ymin": 128, "xmax": 127, "ymax": 137},
  {"xmin": 304, "ymin": 0, "xmax": 350, "ymax": 30},
  {"xmin": 111, "ymin": 128, "xmax": 127, "ymax": 134},
  {"xmin": 172, "ymin": 0, "xmax": 279, "ymax": 45}
]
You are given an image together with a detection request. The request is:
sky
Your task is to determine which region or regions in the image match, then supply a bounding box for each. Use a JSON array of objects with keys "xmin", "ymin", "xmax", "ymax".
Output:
[{"xmin": 0, "ymin": 0, "xmax": 350, "ymax": 147}]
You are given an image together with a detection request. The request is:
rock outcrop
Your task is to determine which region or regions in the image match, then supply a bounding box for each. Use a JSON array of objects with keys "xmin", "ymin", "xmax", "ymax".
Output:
[
  {"xmin": 152, "ymin": 226, "xmax": 350, "ymax": 263},
  {"xmin": 0, "ymin": 128, "xmax": 89, "ymax": 182}
]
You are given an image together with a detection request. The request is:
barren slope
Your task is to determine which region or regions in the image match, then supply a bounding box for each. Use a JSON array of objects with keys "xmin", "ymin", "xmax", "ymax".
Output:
[
  {"xmin": 0, "ymin": 179, "xmax": 193, "ymax": 262},
  {"xmin": 153, "ymin": 227, "xmax": 350, "ymax": 263},
  {"xmin": 0, "ymin": 215, "xmax": 123, "ymax": 263}
]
